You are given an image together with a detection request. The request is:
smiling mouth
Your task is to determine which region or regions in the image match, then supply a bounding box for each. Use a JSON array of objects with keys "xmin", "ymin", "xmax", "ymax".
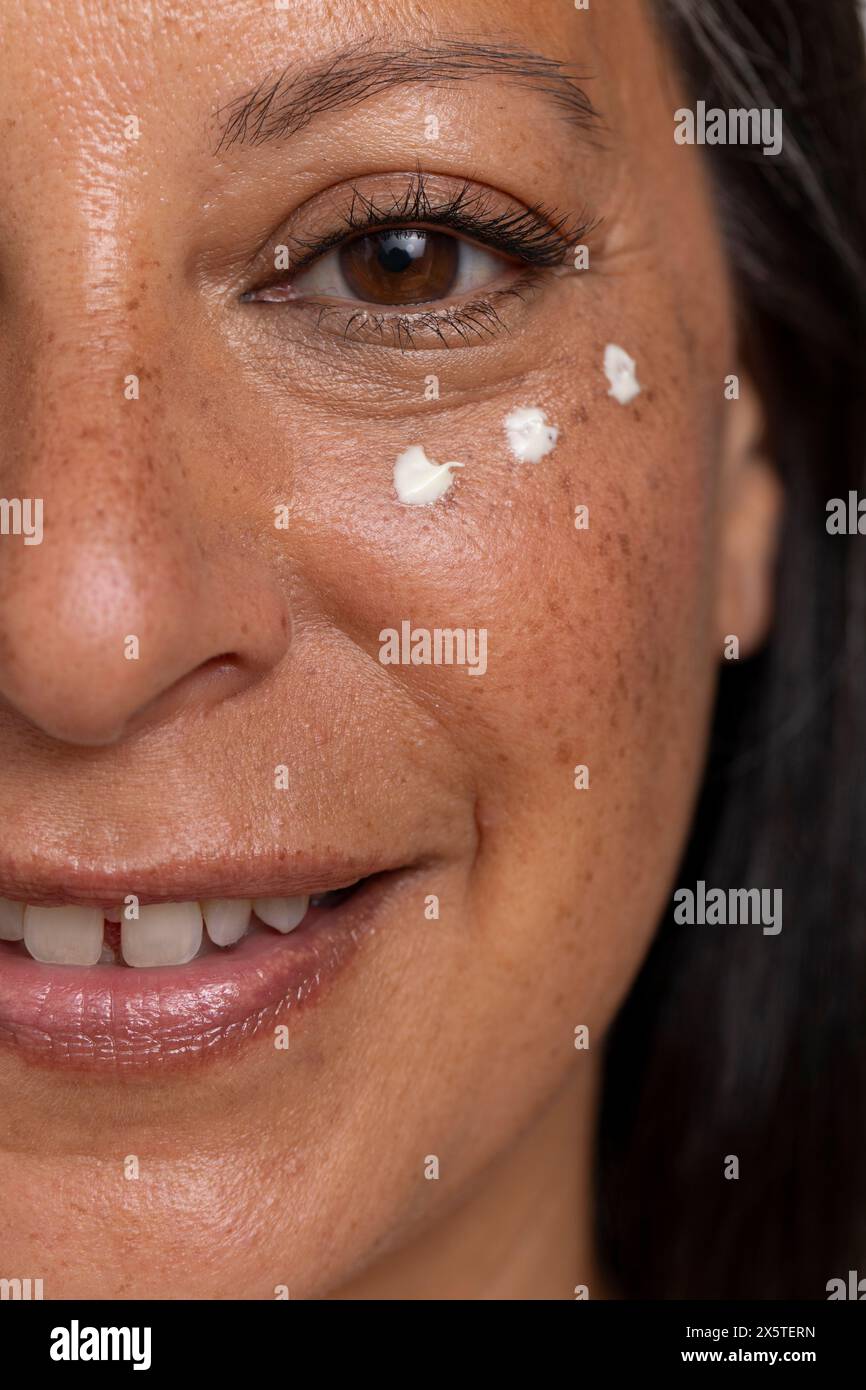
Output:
[
  {"xmin": 0, "ymin": 887, "xmax": 362, "ymax": 967},
  {"xmin": 0, "ymin": 865, "xmax": 408, "ymax": 1069}
]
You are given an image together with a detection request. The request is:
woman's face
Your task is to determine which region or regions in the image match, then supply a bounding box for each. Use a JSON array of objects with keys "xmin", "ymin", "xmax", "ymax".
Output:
[{"xmin": 0, "ymin": 0, "xmax": 778, "ymax": 1297}]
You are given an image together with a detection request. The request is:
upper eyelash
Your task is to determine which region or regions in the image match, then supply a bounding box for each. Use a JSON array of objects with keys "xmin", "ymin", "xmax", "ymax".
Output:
[{"xmin": 244, "ymin": 170, "xmax": 595, "ymax": 290}]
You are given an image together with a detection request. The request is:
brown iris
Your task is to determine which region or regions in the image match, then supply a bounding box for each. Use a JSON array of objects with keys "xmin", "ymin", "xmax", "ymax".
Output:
[{"xmin": 338, "ymin": 229, "xmax": 459, "ymax": 305}]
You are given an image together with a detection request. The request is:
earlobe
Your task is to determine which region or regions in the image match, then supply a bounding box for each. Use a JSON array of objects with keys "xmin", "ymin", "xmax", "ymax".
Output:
[{"xmin": 715, "ymin": 376, "xmax": 784, "ymax": 659}]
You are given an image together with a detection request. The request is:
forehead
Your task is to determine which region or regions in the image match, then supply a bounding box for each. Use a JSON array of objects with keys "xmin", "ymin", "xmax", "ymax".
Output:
[{"xmin": 0, "ymin": 0, "xmax": 659, "ymax": 152}]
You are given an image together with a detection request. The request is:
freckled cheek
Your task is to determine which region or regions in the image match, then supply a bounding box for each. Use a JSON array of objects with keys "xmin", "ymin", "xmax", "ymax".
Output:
[
  {"xmin": 212, "ymin": 348, "xmax": 714, "ymax": 756},
  {"xmin": 278, "ymin": 458, "xmax": 705, "ymax": 812}
]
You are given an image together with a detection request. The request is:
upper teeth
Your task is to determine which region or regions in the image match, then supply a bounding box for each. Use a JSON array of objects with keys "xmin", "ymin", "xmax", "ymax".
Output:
[
  {"xmin": 0, "ymin": 896, "xmax": 310, "ymax": 967},
  {"xmin": 251, "ymin": 897, "xmax": 309, "ymax": 933},
  {"xmin": 24, "ymin": 905, "xmax": 103, "ymax": 966},
  {"xmin": 121, "ymin": 902, "xmax": 203, "ymax": 969},
  {"xmin": 201, "ymin": 897, "xmax": 251, "ymax": 947}
]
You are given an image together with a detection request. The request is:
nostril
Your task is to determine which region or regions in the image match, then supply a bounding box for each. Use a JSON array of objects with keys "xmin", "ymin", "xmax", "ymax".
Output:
[
  {"xmin": 192, "ymin": 654, "xmax": 243, "ymax": 680},
  {"xmin": 120, "ymin": 652, "xmax": 253, "ymax": 735}
]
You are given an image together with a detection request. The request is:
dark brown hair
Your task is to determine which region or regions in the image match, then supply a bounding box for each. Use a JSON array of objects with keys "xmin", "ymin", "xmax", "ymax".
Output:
[{"xmin": 599, "ymin": 0, "xmax": 866, "ymax": 1298}]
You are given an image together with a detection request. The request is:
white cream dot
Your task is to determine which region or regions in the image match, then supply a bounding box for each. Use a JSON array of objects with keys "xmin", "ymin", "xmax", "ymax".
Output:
[
  {"xmin": 604, "ymin": 344, "xmax": 641, "ymax": 404},
  {"xmin": 393, "ymin": 446, "xmax": 463, "ymax": 505},
  {"xmin": 503, "ymin": 407, "xmax": 559, "ymax": 463}
]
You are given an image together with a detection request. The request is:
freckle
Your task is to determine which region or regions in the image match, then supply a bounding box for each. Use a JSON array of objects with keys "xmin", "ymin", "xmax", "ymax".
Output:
[
  {"xmin": 618, "ymin": 533, "xmax": 631, "ymax": 556},
  {"xmin": 125, "ymin": 298, "xmax": 140, "ymax": 311}
]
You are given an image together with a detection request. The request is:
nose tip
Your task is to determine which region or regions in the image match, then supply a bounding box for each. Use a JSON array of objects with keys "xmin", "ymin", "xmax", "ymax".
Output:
[
  {"xmin": 0, "ymin": 641, "xmax": 241, "ymax": 749},
  {"xmin": 0, "ymin": 541, "xmax": 290, "ymax": 747}
]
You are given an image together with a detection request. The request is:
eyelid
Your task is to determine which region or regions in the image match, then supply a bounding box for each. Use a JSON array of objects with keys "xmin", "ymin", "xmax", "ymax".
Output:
[{"xmin": 241, "ymin": 171, "xmax": 594, "ymax": 294}]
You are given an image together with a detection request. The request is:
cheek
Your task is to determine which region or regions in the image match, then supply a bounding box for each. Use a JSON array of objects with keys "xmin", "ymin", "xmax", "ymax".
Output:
[
  {"xmin": 480, "ymin": 396, "xmax": 720, "ymax": 1042},
  {"xmin": 195, "ymin": 274, "xmax": 723, "ymax": 1042}
]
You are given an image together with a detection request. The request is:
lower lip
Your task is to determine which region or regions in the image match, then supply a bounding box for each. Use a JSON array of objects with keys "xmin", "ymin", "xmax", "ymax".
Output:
[{"xmin": 0, "ymin": 879, "xmax": 391, "ymax": 1071}]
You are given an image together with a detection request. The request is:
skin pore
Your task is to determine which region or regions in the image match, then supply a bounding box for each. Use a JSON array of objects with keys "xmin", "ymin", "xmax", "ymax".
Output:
[{"xmin": 0, "ymin": 0, "xmax": 780, "ymax": 1299}]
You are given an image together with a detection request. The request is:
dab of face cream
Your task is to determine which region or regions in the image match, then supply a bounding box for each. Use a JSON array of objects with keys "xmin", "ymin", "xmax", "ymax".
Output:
[
  {"xmin": 393, "ymin": 445, "xmax": 464, "ymax": 505},
  {"xmin": 604, "ymin": 344, "xmax": 641, "ymax": 404},
  {"xmin": 504, "ymin": 407, "xmax": 559, "ymax": 463}
]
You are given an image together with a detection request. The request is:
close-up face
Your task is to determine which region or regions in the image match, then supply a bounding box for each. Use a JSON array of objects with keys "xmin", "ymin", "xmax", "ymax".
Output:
[{"xmin": 0, "ymin": 0, "xmax": 786, "ymax": 1302}]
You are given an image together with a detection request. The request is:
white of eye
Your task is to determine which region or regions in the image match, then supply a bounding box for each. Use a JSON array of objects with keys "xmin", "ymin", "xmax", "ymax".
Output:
[{"xmin": 291, "ymin": 232, "xmax": 509, "ymax": 304}]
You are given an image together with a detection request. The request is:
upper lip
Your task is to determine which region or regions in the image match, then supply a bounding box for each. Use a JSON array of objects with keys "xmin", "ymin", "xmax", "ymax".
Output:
[{"xmin": 0, "ymin": 850, "xmax": 400, "ymax": 910}]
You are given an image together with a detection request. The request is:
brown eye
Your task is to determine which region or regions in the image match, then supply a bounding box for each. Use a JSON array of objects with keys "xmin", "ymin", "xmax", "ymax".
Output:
[
  {"xmin": 281, "ymin": 225, "xmax": 511, "ymax": 308},
  {"xmin": 338, "ymin": 230, "xmax": 459, "ymax": 305}
]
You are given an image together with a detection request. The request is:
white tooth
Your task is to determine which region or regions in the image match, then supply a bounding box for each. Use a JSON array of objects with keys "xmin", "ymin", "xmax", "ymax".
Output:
[
  {"xmin": 0, "ymin": 897, "xmax": 25, "ymax": 941},
  {"xmin": 23, "ymin": 905, "xmax": 104, "ymax": 965},
  {"xmin": 253, "ymin": 896, "xmax": 309, "ymax": 933},
  {"xmin": 202, "ymin": 898, "xmax": 251, "ymax": 947},
  {"xmin": 121, "ymin": 902, "xmax": 203, "ymax": 968}
]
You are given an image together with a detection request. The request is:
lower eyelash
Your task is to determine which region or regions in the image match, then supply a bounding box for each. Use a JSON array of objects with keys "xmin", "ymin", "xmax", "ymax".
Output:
[{"xmin": 309, "ymin": 272, "xmax": 545, "ymax": 351}]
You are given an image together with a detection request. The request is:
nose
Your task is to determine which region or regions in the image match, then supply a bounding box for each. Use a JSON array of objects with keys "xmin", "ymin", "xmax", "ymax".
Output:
[{"xmin": 0, "ymin": 328, "xmax": 290, "ymax": 748}]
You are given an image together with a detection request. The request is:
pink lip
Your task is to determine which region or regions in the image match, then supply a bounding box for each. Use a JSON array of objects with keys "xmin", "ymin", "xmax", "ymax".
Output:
[
  {"xmin": 0, "ymin": 877, "xmax": 396, "ymax": 1071},
  {"xmin": 0, "ymin": 850, "xmax": 392, "ymax": 909}
]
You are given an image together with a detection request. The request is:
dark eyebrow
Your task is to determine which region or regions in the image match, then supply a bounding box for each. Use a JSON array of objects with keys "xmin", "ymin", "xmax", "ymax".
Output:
[{"xmin": 215, "ymin": 39, "xmax": 602, "ymax": 152}]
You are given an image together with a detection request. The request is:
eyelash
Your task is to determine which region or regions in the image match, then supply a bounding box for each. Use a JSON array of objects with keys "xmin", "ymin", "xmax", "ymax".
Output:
[
  {"xmin": 312, "ymin": 272, "xmax": 543, "ymax": 350},
  {"xmin": 241, "ymin": 172, "xmax": 593, "ymax": 348}
]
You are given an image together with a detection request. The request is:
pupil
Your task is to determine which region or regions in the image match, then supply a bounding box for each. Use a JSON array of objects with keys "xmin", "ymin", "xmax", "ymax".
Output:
[{"xmin": 376, "ymin": 231, "xmax": 427, "ymax": 274}]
